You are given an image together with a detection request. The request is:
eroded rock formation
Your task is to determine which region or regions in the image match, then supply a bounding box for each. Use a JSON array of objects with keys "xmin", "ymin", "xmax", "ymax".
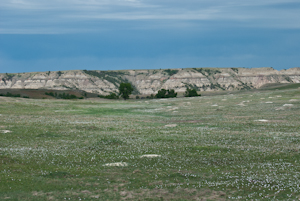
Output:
[{"xmin": 1, "ymin": 67, "xmax": 299, "ymax": 95}]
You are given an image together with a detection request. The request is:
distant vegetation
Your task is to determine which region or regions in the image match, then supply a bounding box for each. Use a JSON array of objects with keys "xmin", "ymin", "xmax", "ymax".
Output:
[
  {"xmin": 237, "ymin": 81, "xmax": 253, "ymax": 90},
  {"xmin": 192, "ymin": 68, "xmax": 226, "ymax": 91},
  {"xmin": 57, "ymin": 71, "xmax": 63, "ymax": 77},
  {"xmin": 5, "ymin": 73, "xmax": 15, "ymax": 80},
  {"xmin": 146, "ymin": 94, "xmax": 155, "ymax": 99},
  {"xmin": 210, "ymin": 83, "xmax": 225, "ymax": 90},
  {"xmin": 0, "ymin": 92, "xmax": 29, "ymax": 98},
  {"xmin": 164, "ymin": 69, "xmax": 179, "ymax": 76},
  {"xmin": 184, "ymin": 83, "xmax": 199, "ymax": 91},
  {"xmin": 1, "ymin": 73, "xmax": 15, "ymax": 84},
  {"xmin": 45, "ymin": 92, "xmax": 82, "ymax": 99},
  {"xmin": 0, "ymin": 92, "xmax": 20, "ymax": 97},
  {"xmin": 83, "ymin": 70, "xmax": 139, "ymax": 95},
  {"xmin": 185, "ymin": 88, "xmax": 201, "ymax": 97},
  {"xmin": 83, "ymin": 70, "xmax": 127, "ymax": 88},
  {"xmin": 155, "ymin": 89, "xmax": 177, "ymax": 98},
  {"xmin": 98, "ymin": 93, "xmax": 119, "ymax": 99},
  {"xmin": 95, "ymin": 82, "xmax": 134, "ymax": 100},
  {"xmin": 231, "ymin": 68, "xmax": 239, "ymax": 73},
  {"xmin": 193, "ymin": 68, "xmax": 221, "ymax": 76},
  {"xmin": 119, "ymin": 83, "xmax": 133, "ymax": 100},
  {"xmin": 259, "ymin": 83, "xmax": 300, "ymax": 90}
]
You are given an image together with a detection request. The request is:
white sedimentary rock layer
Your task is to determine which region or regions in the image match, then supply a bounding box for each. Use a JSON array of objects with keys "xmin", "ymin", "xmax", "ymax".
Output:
[{"xmin": 1, "ymin": 67, "xmax": 300, "ymax": 95}]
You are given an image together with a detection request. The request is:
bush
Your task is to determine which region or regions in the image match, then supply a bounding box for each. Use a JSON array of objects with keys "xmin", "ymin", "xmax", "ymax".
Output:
[
  {"xmin": 57, "ymin": 71, "xmax": 63, "ymax": 76},
  {"xmin": 0, "ymin": 92, "xmax": 21, "ymax": 97},
  {"xmin": 98, "ymin": 92, "xmax": 119, "ymax": 99},
  {"xmin": 45, "ymin": 91, "xmax": 79, "ymax": 99},
  {"xmin": 185, "ymin": 88, "xmax": 201, "ymax": 97},
  {"xmin": 0, "ymin": 92, "xmax": 25, "ymax": 98},
  {"xmin": 164, "ymin": 69, "xmax": 178, "ymax": 76},
  {"xmin": 45, "ymin": 92, "xmax": 55, "ymax": 97},
  {"xmin": 155, "ymin": 89, "xmax": 177, "ymax": 98}
]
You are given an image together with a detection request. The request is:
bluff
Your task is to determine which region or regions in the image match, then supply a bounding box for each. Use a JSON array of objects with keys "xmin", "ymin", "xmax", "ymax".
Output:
[{"xmin": 1, "ymin": 67, "xmax": 300, "ymax": 95}]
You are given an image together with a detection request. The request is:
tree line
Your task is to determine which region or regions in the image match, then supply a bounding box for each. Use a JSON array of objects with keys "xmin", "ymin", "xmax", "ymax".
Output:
[{"xmin": 100, "ymin": 83, "xmax": 200, "ymax": 100}]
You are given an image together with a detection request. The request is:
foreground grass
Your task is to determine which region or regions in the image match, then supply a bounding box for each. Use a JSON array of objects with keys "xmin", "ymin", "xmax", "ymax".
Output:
[{"xmin": 0, "ymin": 88, "xmax": 300, "ymax": 200}]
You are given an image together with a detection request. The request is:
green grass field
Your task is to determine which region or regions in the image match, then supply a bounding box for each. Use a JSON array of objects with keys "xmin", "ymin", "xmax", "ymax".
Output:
[{"xmin": 1, "ymin": 88, "xmax": 300, "ymax": 200}]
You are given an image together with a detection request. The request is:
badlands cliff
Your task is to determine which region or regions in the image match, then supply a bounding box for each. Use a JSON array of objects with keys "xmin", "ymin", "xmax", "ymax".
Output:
[{"xmin": 0, "ymin": 67, "xmax": 300, "ymax": 95}]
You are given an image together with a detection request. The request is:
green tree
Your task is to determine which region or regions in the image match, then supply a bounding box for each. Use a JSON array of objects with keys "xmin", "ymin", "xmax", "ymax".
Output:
[
  {"xmin": 185, "ymin": 87, "xmax": 201, "ymax": 97},
  {"xmin": 155, "ymin": 89, "xmax": 177, "ymax": 98},
  {"xmin": 155, "ymin": 89, "xmax": 167, "ymax": 98},
  {"xmin": 167, "ymin": 89, "xmax": 177, "ymax": 98},
  {"xmin": 119, "ymin": 83, "xmax": 133, "ymax": 100}
]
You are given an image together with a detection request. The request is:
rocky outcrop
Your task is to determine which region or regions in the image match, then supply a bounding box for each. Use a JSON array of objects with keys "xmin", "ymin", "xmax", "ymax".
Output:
[{"xmin": 1, "ymin": 67, "xmax": 300, "ymax": 95}]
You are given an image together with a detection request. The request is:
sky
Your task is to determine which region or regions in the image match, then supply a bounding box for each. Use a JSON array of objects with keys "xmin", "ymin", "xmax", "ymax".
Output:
[{"xmin": 0, "ymin": 0, "xmax": 300, "ymax": 73}]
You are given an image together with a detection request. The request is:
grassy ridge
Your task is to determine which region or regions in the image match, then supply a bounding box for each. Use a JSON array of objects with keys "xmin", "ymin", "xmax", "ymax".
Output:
[
  {"xmin": 259, "ymin": 83, "xmax": 300, "ymax": 90},
  {"xmin": 0, "ymin": 88, "xmax": 300, "ymax": 200}
]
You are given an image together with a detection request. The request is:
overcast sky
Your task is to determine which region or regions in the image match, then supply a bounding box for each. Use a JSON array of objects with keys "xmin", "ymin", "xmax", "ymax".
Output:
[{"xmin": 0, "ymin": 0, "xmax": 300, "ymax": 73}]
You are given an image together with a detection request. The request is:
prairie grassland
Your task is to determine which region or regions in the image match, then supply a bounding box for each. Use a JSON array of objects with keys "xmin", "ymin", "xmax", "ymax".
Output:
[{"xmin": 0, "ymin": 88, "xmax": 300, "ymax": 200}]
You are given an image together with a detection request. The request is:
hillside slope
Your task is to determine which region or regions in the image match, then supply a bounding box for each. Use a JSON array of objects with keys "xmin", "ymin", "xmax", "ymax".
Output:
[{"xmin": 1, "ymin": 67, "xmax": 300, "ymax": 95}]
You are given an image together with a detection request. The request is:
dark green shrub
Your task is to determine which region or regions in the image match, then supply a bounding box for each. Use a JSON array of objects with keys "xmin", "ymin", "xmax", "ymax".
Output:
[
  {"xmin": 155, "ymin": 89, "xmax": 177, "ymax": 98},
  {"xmin": 45, "ymin": 92, "xmax": 55, "ymax": 97},
  {"xmin": 57, "ymin": 71, "xmax": 63, "ymax": 76},
  {"xmin": 45, "ymin": 91, "xmax": 78, "ymax": 99},
  {"xmin": 0, "ymin": 92, "xmax": 20, "ymax": 97},
  {"xmin": 185, "ymin": 88, "xmax": 201, "ymax": 97},
  {"xmin": 164, "ymin": 69, "xmax": 178, "ymax": 76},
  {"xmin": 98, "ymin": 92, "xmax": 119, "ymax": 99},
  {"xmin": 2, "ymin": 92, "xmax": 21, "ymax": 97}
]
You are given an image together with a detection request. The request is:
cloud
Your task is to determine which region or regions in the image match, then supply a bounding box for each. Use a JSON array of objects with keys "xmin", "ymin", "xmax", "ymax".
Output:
[{"xmin": 1, "ymin": 0, "xmax": 300, "ymax": 33}]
